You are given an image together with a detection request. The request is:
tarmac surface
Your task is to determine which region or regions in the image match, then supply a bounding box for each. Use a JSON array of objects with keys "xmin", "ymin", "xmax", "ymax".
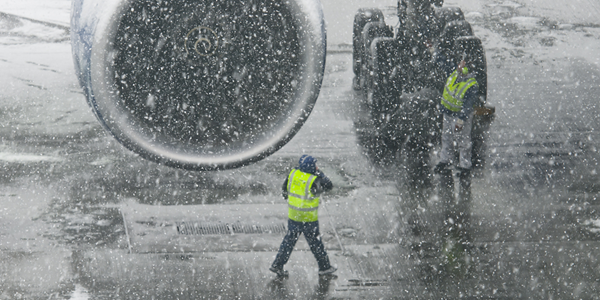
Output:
[{"xmin": 1, "ymin": 0, "xmax": 600, "ymax": 299}]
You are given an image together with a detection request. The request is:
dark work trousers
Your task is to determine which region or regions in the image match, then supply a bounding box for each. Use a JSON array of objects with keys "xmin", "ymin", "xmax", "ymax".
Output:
[{"xmin": 272, "ymin": 219, "xmax": 331, "ymax": 271}]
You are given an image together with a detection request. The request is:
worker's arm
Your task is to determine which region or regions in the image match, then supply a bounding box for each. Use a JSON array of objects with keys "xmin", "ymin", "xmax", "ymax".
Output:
[
  {"xmin": 458, "ymin": 84, "xmax": 478, "ymax": 121},
  {"xmin": 282, "ymin": 177, "xmax": 288, "ymax": 200},
  {"xmin": 311, "ymin": 171, "xmax": 333, "ymax": 196},
  {"xmin": 455, "ymin": 84, "xmax": 479, "ymax": 131}
]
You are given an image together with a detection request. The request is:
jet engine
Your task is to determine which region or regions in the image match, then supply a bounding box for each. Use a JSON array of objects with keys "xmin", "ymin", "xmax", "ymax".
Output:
[{"xmin": 71, "ymin": 0, "xmax": 326, "ymax": 170}]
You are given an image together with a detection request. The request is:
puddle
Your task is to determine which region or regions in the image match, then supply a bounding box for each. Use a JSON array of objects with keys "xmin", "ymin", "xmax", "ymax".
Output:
[
  {"xmin": 487, "ymin": 1, "xmax": 523, "ymax": 18},
  {"xmin": 67, "ymin": 166, "xmax": 271, "ymax": 206},
  {"xmin": 40, "ymin": 205, "xmax": 126, "ymax": 247},
  {"xmin": 339, "ymin": 228, "xmax": 358, "ymax": 238},
  {"xmin": 507, "ymin": 16, "xmax": 543, "ymax": 30}
]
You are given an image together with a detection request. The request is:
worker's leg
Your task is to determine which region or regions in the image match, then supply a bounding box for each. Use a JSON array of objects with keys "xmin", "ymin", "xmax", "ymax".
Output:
[
  {"xmin": 303, "ymin": 221, "xmax": 331, "ymax": 271},
  {"xmin": 271, "ymin": 219, "xmax": 301, "ymax": 269},
  {"xmin": 457, "ymin": 113, "xmax": 474, "ymax": 170},
  {"xmin": 439, "ymin": 113, "xmax": 455, "ymax": 165},
  {"xmin": 456, "ymin": 113, "xmax": 474, "ymax": 241}
]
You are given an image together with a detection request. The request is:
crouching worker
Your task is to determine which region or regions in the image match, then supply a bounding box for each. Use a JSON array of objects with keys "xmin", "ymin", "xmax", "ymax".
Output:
[{"xmin": 270, "ymin": 155, "xmax": 337, "ymax": 277}]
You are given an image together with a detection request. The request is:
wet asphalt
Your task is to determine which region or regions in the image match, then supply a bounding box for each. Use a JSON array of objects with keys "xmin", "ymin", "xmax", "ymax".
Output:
[{"xmin": 1, "ymin": 1, "xmax": 600, "ymax": 299}]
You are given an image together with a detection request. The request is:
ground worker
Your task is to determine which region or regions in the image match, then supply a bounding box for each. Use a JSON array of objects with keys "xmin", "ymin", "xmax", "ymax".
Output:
[
  {"xmin": 270, "ymin": 155, "xmax": 337, "ymax": 277},
  {"xmin": 434, "ymin": 51, "xmax": 479, "ymax": 178}
]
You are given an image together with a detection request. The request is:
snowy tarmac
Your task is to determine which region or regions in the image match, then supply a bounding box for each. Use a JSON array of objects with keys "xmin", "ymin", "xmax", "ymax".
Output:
[{"xmin": 1, "ymin": 0, "xmax": 600, "ymax": 299}]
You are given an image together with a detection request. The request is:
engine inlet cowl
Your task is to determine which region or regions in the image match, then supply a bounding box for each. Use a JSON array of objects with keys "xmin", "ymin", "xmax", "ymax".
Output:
[{"xmin": 71, "ymin": 0, "xmax": 326, "ymax": 170}]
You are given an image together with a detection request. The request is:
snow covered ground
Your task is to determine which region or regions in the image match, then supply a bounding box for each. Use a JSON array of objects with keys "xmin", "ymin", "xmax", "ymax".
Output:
[
  {"xmin": 0, "ymin": 0, "xmax": 70, "ymax": 27},
  {"xmin": 1, "ymin": 0, "xmax": 600, "ymax": 299},
  {"xmin": 518, "ymin": 0, "xmax": 600, "ymax": 24}
]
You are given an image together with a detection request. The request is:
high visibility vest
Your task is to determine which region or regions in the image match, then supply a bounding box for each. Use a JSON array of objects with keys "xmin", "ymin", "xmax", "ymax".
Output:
[
  {"xmin": 287, "ymin": 169, "xmax": 319, "ymax": 222},
  {"xmin": 441, "ymin": 70, "xmax": 478, "ymax": 112}
]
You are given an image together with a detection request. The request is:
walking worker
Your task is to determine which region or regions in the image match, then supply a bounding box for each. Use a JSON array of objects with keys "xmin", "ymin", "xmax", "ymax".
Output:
[
  {"xmin": 434, "ymin": 51, "xmax": 480, "ymax": 178},
  {"xmin": 270, "ymin": 155, "xmax": 337, "ymax": 277}
]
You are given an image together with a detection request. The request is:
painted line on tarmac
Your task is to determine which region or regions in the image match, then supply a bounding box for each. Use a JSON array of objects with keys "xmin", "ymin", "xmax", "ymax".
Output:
[{"xmin": 0, "ymin": 11, "xmax": 69, "ymax": 32}]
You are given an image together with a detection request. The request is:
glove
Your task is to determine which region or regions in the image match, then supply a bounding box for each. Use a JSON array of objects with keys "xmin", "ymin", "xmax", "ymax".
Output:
[{"xmin": 454, "ymin": 119, "xmax": 464, "ymax": 132}]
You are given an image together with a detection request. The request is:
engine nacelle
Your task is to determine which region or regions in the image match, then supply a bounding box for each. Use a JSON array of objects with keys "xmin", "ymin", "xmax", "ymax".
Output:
[{"xmin": 71, "ymin": 0, "xmax": 326, "ymax": 170}]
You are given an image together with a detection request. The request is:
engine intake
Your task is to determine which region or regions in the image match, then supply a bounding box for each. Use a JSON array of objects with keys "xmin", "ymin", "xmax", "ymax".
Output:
[{"xmin": 71, "ymin": 0, "xmax": 326, "ymax": 170}]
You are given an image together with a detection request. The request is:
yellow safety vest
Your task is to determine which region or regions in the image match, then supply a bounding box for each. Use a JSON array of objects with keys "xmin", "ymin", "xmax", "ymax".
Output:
[
  {"xmin": 441, "ymin": 70, "xmax": 478, "ymax": 112},
  {"xmin": 287, "ymin": 169, "xmax": 319, "ymax": 222}
]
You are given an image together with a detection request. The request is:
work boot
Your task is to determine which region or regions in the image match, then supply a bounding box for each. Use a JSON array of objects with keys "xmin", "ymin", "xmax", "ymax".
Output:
[
  {"xmin": 318, "ymin": 266, "xmax": 337, "ymax": 276},
  {"xmin": 269, "ymin": 266, "xmax": 289, "ymax": 277},
  {"xmin": 434, "ymin": 162, "xmax": 450, "ymax": 174}
]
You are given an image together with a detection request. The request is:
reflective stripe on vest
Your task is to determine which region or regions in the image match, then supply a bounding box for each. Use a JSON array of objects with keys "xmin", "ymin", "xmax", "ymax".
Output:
[
  {"xmin": 442, "ymin": 70, "xmax": 478, "ymax": 112},
  {"xmin": 287, "ymin": 169, "xmax": 319, "ymax": 222}
]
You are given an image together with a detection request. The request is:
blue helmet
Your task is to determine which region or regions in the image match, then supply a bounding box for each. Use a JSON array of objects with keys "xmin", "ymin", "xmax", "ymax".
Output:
[{"xmin": 298, "ymin": 155, "xmax": 317, "ymax": 174}]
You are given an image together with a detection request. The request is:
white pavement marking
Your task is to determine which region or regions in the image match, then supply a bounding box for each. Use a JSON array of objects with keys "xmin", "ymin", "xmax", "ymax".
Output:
[
  {"xmin": 121, "ymin": 210, "xmax": 133, "ymax": 254},
  {"xmin": 0, "ymin": 152, "xmax": 62, "ymax": 163},
  {"xmin": 69, "ymin": 284, "xmax": 91, "ymax": 300}
]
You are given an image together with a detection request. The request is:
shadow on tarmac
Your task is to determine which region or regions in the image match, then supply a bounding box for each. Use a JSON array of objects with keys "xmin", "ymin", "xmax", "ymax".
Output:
[
  {"xmin": 266, "ymin": 275, "xmax": 336, "ymax": 300},
  {"xmin": 352, "ymin": 87, "xmax": 481, "ymax": 287}
]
